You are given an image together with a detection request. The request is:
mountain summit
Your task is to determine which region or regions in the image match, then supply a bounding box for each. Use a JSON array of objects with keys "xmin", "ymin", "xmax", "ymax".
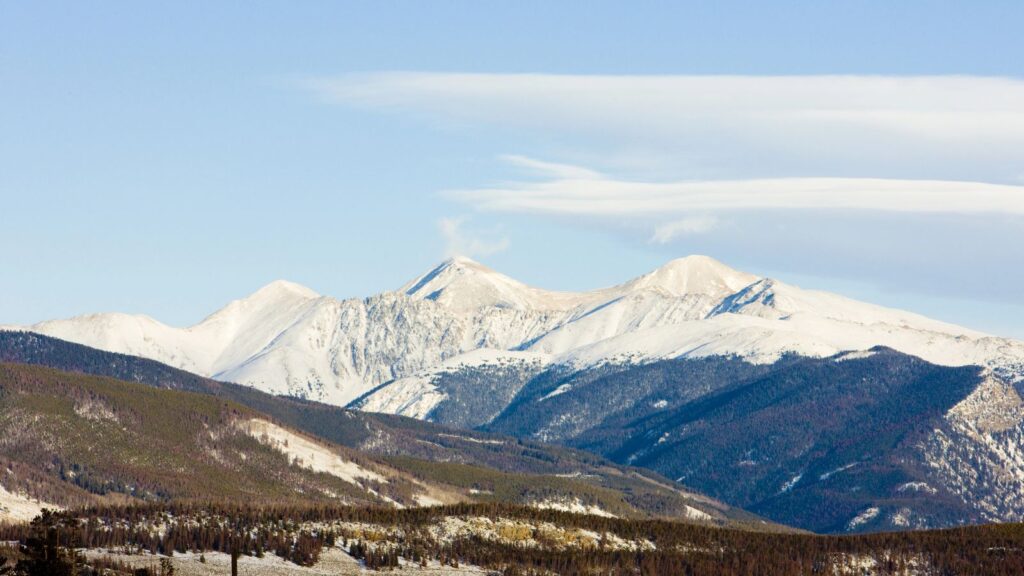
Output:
[
  {"xmin": 401, "ymin": 256, "xmax": 559, "ymax": 311},
  {"xmin": 619, "ymin": 255, "xmax": 758, "ymax": 298},
  {"xmin": 402, "ymin": 254, "xmax": 761, "ymax": 313},
  {"xmin": 8, "ymin": 256, "xmax": 1024, "ymax": 406}
]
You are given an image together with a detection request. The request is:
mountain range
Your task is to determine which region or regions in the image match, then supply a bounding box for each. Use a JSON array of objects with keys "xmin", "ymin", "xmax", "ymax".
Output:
[
  {"xmin": 7, "ymin": 255, "xmax": 1024, "ymax": 533},
  {"xmin": 11, "ymin": 255, "xmax": 1024, "ymax": 408}
]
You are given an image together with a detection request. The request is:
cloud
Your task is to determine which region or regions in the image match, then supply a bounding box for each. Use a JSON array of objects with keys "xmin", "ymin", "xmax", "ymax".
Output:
[
  {"xmin": 650, "ymin": 216, "xmax": 719, "ymax": 243},
  {"xmin": 442, "ymin": 156, "xmax": 1024, "ymax": 257},
  {"xmin": 438, "ymin": 217, "xmax": 509, "ymax": 258},
  {"xmin": 499, "ymin": 154, "xmax": 604, "ymax": 180},
  {"xmin": 304, "ymin": 74, "xmax": 1024, "ymax": 315},
  {"xmin": 307, "ymin": 73, "xmax": 1024, "ymax": 182},
  {"xmin": 445, "ymin": 169, "xmax": 1024, "ymax": 217}
]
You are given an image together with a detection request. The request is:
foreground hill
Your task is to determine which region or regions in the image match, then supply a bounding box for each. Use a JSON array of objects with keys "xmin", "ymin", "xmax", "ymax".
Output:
[
  {"xmin": 0, "ymin": 363, "xmax": 447, "ymax": 514},
  {"xmin": 0, "ymin": 332, "xmax": 760, "ymax": 527}
]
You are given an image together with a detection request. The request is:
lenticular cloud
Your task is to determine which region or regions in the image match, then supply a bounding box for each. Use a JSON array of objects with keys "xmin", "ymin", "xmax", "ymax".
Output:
[
  {"xmin": 309, "ymin": 73, "xmax": 1024, "ymax": 182},
  {"xmin": 445, "ymin": 171, "xmax": 1024, "ymax": 217}
]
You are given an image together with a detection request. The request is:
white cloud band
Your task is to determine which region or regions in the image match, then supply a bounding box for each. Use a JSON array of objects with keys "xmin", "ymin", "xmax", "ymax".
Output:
[
  {"xmin": 308, "ymin": 72, "xmax": 1024, "ymax": 182},
  {"xmin": 446, "ymin": 172, "xmax": 1024, "ymax": 217}
]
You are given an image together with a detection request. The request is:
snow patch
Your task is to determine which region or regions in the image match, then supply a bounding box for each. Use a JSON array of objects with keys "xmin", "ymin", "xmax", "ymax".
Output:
[
  {"xmin": 683, "ymin": 505, "xmax": 712, "ymax": 521},
  {"xmin": 0, "ymin": 485, "xmax": 60, "ymax": 523},
  {"xmin": 540, "ymin": 384, "xmax": 572, "ymax": 401},
  {"xmin": 83, "ymin": 548, "xmax": 399, "ymax": 576},
  {"xmin": 355, "ymin": 375, "xmax": 447, "ymax": 419},
  {"xmin": 890, "ymin": 507, "xmax": 913, "ymax": 528},
  {"xmin": 897, "ymin": 482, "xmax": 937, "ymax": 494},
  {"xmin": 237, "ymin": 419, "xmax": 385, "ymax": 485},
  {"xmin": 437, "ymin": 433, "xmax": 505, "ymax": 445},
  {"xmin": 834, "ymin": 350, "xmax": 878, "ymax": 362},
  {"xmin": 819, "ymin": 463, "xmax": 857, "ymax": 481},
  {"xmin": 353, "ymin": 348, "xmax": 548, "ymax": 417},
  {"xmin": 779, "ymin": 473, "xmax": 803, "ymax": 493},
  {"xmin": 948, "ymin": 373, "xmax": 1024, "ymax": 433},
  {"xmin": 830, "ymin": 553, "xmax": 878, "ymax": 573},
  {"xmin": 847, "ymin": 507, "xmax": 880, "ymax": 530},
  {"xmin": 531, "ymin": 498, "xmax": 616, "ymax": 518}
]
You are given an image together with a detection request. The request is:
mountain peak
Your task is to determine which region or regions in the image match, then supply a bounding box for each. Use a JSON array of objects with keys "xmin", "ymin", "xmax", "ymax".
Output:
[
  {"xmin": 195, "ymin": 279, "xmax": 320, "ymax": 329},
  {"xmin": 401, "ymin": 256, "xmax": 537, "ymax": 310},
  {"xmin": 399, "ymin": 254, "xmax": 767, "ymax": 313},
  {"xmin": 251, "ymin": 279, "xmax": 321, "ymax": 300},
  {"xmin": 443, "ymin": 254, "xmax": 481, "ymax": 266},
  {"xmin": 622, "ymin": 255, "xmax": 759, "ymax": 297}
]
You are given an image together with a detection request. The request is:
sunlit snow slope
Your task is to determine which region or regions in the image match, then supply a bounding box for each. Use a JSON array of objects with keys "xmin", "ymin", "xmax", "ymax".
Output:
[{"xmin": 10, "ymin": 255, "xmax": 1024, "ymax": 407}]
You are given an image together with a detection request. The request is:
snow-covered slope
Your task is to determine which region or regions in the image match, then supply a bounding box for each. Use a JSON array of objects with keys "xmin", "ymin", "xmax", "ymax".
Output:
[
  {"xmin": 23, "ymin": 280, "xmax": 323, "ymax": 379},
  {"xmin": 9, "ymin": 255, "xmax": 1024, "ymax": 407},
  {"xmin": 352, "ymin": 349, "xmax": 548, "ymax": 422}
]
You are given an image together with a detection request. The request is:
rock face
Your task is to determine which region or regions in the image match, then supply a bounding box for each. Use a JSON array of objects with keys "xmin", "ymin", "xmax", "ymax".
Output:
[{"xmin": 11, "ymin": 255, "xmax": 1024, "ymax": 408}]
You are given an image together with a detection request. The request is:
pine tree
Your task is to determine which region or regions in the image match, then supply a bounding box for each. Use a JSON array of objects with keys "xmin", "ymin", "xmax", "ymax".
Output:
[{"xmin": 15, "ymin": 510, "xmax": 82, "ymax": 576}]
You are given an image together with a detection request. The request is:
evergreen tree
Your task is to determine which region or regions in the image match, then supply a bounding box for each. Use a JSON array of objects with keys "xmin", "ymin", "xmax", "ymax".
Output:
[{"xmin": 15, "ymin": 510, "xmax": 82, "ymax": 576}]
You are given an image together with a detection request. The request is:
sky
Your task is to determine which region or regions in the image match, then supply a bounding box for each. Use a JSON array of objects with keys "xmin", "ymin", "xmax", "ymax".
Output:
[{"xmin": 2, "ymin": 1, "xmax": 1024, "ymax": 338}]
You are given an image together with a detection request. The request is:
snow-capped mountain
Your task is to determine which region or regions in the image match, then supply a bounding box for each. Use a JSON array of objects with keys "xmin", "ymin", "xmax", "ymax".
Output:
[
  {"xmin": 11, "ymin": 255, "xmax": 1024, "ymax": 532},
  {"xmin": 9, "ymin": 255, "xmax": 1024, "ymax": 408}
]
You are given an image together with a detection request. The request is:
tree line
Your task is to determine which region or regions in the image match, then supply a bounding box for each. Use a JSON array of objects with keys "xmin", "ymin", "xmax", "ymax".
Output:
[{"xmin": 2, "ymin": 502, "xmax": 1024, "ymax": 574}]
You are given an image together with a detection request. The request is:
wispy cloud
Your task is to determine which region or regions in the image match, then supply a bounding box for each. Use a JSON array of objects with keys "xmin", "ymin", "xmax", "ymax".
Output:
[
  {"xmin": 438, "ymin": 216, "xmax": 509, "ymax": 258},
  {"xmin": 651, "ymin": 216, "xmax": 719, "ymax": 243},
  {"xmin": 307, "ymin": 73, "xmax": 1024, "ymax": 182},
  {"xmin": 499, "ymin": 154, "xmax": 604, "ymax": 180},
  {"xmin": 446, "ymin": 164, "xmax": 1024, "ymax": 217}
]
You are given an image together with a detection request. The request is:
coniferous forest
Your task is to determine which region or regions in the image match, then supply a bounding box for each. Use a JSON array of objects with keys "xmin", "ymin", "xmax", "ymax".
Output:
[{"xmin": 2, "ymin": 503, "xmax": 1024, "ymax": 575}]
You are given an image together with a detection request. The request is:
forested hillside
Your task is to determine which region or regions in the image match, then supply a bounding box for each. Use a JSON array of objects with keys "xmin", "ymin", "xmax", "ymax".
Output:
[
  {"xmin": 5, "ymin": 503, "xmax": 1024, "ymax": 575},
  {"xmin": 0, "ymin": 332, "xmax": 762, "ymax": 526},
  {"xmin": 484, "ymin": 350, "xmax": 1005, "ymax": 532}
]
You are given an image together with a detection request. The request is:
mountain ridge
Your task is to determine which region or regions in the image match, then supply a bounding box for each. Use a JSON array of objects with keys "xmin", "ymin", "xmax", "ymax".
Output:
[
  {"xmin": 7, "ymin": 255, "xmax": 1023, "ymax": 409},
  {"xmin": 480, "ymin": 347, "xmax": 1012, "ymax": 532}
]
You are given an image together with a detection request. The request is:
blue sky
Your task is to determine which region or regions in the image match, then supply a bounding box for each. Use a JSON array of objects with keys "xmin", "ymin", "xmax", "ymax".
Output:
[{"xmin": 3, "ymin": 1, "xmax": 1024, "ymax": 338}]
